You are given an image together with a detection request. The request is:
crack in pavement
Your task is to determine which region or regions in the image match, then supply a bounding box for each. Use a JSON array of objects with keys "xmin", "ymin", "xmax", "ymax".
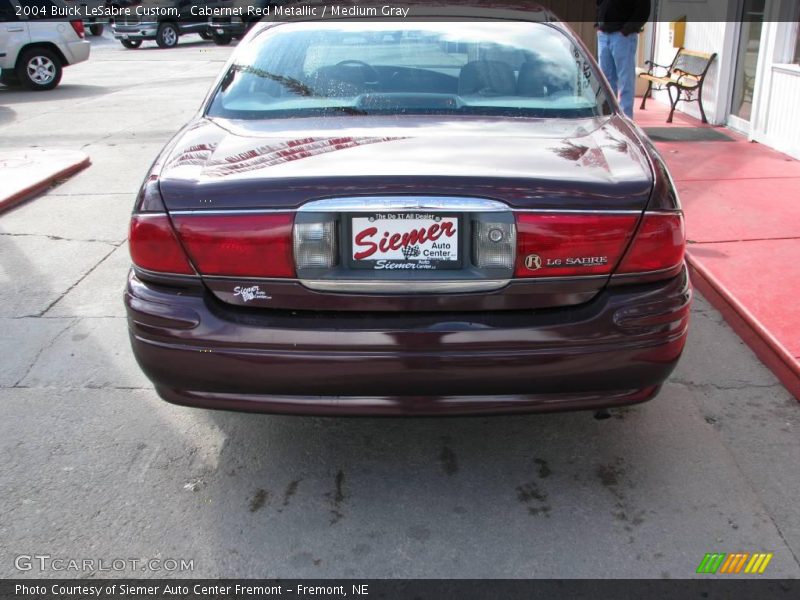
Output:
[
  {"xmin": 670, "ymin": 380, "xmax": 784, "ymax": 392},
  {"xmin": 688, "ymin": 236, "xmax": 800, "ymax": 245},
  {"xmin": 11, "ymin": 318, "xmax": 78, "ymax": 387},
  {"xmin": 36, "ymin": 192, "xmax": 129, "ymax": 197},
  {"xmin": 3, "ymin": 383, "xmax": 152, "ymax": 391},
  {"xmin": 5, "ymin": 384, "xmax": 151, "ymax": 391},
  {"xmin": 0, "ymin": 231, "xmax": 121, "ymax": 247},
  {"xmin": 12, "ymin": 315, "xmax": 127, "ymax": 320},
  {"xmin": 36, "ymin": 245, "xmax": 119, "ymax": 318}
]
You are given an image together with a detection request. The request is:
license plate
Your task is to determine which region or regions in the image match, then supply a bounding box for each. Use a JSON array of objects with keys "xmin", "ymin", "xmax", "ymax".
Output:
[
  {"xmin": 216, "ymin": 28, "xmax": 225, "ymax": 34},
  {"xmin": 350, "ymin": 213, "xmax": 460, "ymax": 270},
  {"xmin": 122, "ymin": 35, "xmax": 129, "ymax": 39}
]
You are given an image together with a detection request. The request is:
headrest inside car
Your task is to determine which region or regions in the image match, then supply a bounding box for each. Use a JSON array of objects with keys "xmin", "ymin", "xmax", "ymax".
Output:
[
  {"xmin": 458, "ymin": 60, "xmax": 516, "ymax": 96},
  {"xmin": 517, "ymin": 61, "xmax": 573, "ymax": 97}
]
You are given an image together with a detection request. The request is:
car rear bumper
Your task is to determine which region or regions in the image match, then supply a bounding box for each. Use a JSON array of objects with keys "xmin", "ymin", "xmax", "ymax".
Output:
[
  {"xmin": 113, "ymin": 24, "xmax": 159, "ymax": 39},
  {"xmin": 64, "ymin": 40, "xmax": 91, "ymax": 65},
  {"xmin": 208, "ymin": 21, "xmax": 245, "ymax": 36},
  {"xmin": 125, "ymin": 266, "xmax": 691, "ymax": 415}
]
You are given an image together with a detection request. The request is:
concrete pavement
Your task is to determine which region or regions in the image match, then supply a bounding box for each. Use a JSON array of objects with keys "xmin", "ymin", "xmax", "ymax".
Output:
[{"xmin": 0, "ymin": 33, "xmax": 799, "ymax": 579}]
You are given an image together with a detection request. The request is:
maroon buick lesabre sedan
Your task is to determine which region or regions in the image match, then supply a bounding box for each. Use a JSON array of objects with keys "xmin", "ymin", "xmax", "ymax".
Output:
[{"xmin": 125, "ymin": 8, "xmax": 691, "ymax": 415}]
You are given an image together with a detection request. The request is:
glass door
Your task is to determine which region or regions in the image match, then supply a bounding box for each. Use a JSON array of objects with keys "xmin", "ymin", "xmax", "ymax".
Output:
[{"xmin": 729, "ymin": 0, "xmax": 766, "ymax": 131}]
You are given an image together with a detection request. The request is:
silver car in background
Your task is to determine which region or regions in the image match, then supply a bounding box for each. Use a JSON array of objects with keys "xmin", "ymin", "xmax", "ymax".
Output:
[{"xmin": 0, "ymin": 0, "xmax": 91, "ymax": 90}]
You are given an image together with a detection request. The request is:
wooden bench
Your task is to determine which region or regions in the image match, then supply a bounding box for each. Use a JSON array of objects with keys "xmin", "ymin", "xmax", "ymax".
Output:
[{"xmin": 639, "ymin": 48, "xmax": 717, "ymax": 123}]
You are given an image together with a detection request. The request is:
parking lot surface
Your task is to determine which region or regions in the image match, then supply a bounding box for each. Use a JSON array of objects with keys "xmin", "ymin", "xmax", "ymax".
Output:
[{"xmin": 1, "ymin": 34, "xmax": 799, "ymax": 579}]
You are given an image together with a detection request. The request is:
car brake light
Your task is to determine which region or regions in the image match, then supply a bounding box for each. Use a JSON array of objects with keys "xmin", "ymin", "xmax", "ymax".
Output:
[
  {"xmin": 617, "ymin": 213, "xmax": 685, "ymax": 274},
  {"xmin": 513, "ymin": 212, "xmax": 685, "ymax": 279},
  {"xmin": 294, "ymin": 219, "xmax": 338, "ymax": 269},
  {"xmin": 172, "ymin": 214, "xmax": 296, "ymax": 278},
  {"xmin": 70, "ymin": 20, "xmax": 85, "ymax": 39},
  {"xmin": 129, "ymin": 214, "xmax": 194, "ymax": 275},
  {"xmin": 514, "ymin": 213, "xmax": 639, "ymax": 278}
]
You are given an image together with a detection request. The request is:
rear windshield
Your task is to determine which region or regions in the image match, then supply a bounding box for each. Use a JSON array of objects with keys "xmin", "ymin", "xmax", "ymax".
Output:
[{"xmin": 206, "ymin": 21, "xmax": 611, "ymax": 120}]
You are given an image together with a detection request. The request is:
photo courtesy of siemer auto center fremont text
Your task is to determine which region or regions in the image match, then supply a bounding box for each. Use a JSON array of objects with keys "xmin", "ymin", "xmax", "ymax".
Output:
[{"xmin": 0, "ymin": 0, "xmax": 799, "ymax": 596}]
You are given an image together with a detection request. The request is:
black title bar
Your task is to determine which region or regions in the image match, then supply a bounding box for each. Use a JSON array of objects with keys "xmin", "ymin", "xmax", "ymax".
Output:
[
  {"xmin": 1, "ymin": 579, "xmax": 798, "ymax": 600},
  {"xmin": 2, "ymin": 0, "xmax": 797, "ymax": 23}
]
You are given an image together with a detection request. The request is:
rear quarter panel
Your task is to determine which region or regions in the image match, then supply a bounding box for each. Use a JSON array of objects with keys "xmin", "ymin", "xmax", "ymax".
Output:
[{"xmin": 25, "ymin": 22, "xmax": 83, "ymax": 64}]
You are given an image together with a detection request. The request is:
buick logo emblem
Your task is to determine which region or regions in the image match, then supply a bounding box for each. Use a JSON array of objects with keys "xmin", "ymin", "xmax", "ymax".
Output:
[{"xmin": 524, "ymin": 254, "xmax": 542, "ymax": 271}]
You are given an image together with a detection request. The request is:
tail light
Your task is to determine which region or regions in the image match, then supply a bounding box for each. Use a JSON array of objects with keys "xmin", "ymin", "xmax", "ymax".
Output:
[
  {"xmin": 129, "ymin": 178, "xmax": 194, "ymax": 275},
  {"xmin": 513, "ymin": 212, "xmax": 684, "ymax": 279},
  {"xmin": 129, "ymin": 214, "xmax": 194, "ymax": 275},
  {"xmin": 130, "ymin": 176, "xmax": 297, "ymax": 279},
  {"xmin": 617, "ymin": 213, "xmax": 685, "ymax": 274},
  {"xmin": 294, "ymin": 218, "xmax": 338, "ymax": 269},
  {"xmin": 172, "ymin": 214, "xmax": 295, "ymax": 278},
  {"xmin": 515, "ymin": 213, "xmax": 638, "ymax": 277},
  {"xmin": 70, "ymin": 20, "xmax": 85, "ymax": 39}
]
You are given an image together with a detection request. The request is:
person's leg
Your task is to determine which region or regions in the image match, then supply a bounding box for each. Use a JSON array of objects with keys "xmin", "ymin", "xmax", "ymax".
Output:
[
  {"xmin": 612, "ymin": 32, "xmax": 638, "ymax": 118},
  {"xmin": 597, "ymin": 31, "xmax": 618, "ymax": 97}
]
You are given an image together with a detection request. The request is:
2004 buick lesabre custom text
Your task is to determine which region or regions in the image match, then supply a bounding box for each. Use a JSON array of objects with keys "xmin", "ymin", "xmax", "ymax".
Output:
[{"xmin": 125, "ymin": 3, "xmax": 691, "ymax": 416}]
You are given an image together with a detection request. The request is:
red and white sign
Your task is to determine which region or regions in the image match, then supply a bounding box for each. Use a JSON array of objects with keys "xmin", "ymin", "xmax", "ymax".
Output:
[{"xmin": 351, "ymin": 213, "xmax": 459, "ymax": 266}]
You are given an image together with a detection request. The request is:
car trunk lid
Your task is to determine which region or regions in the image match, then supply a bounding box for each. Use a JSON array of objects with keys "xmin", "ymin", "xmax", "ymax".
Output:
[{"xmin": 158, "ymin": 115, "xmax": 658, "ymax": 311}]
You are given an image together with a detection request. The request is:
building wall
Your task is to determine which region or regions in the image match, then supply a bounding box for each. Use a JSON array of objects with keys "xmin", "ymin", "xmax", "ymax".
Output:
[
  {"xmin": 749, "ymin": 15, "xmax": 800, "ymax": 160},
  {"xmin": 759, "ymin": 65, "xmax": 800, "ymax": 158}
]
